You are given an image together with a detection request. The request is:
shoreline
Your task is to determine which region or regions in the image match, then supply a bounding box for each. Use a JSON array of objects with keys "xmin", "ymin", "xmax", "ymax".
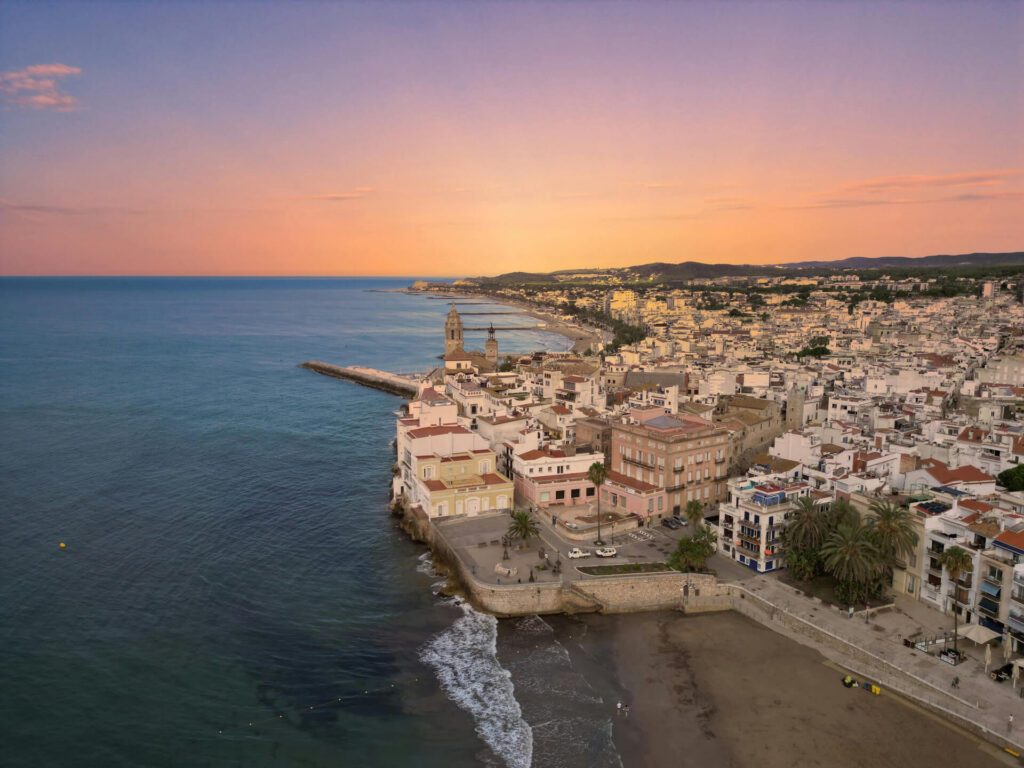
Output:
[{"xmin": 404, "ymin": 287, "xmax": 606, "ymax": 355}]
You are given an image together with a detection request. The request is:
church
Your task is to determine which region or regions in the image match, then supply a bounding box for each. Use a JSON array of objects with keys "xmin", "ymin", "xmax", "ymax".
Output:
[{"xmin": 443, "ymin": 304, "xmax": 500, "ymax": 372}]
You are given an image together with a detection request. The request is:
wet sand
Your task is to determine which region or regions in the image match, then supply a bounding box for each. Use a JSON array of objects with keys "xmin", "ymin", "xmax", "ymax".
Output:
[{"xmin": 550, "ymin": 611, "xmax": 1008, "ymax": 768}]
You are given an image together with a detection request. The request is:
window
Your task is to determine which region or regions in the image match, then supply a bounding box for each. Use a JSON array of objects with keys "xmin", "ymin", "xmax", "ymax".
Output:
[
  {"xmin": 586, "ymin": 487, "xmax": 595, "ymax": 497},
  {"xmin": 648, "ymin": 498, "xmax": 654, "ymax": 512},
  {"xmin": 479, "ymin": 461, "xmax": 490, "ymax": 474},
  {"xmin": 571, "ymin": 488, "xmax": 581, "ymax": 499},
  {"xmin": 658, "ymin": 496, "xmax": 664, "ymax": 510},
  {"xmin": 540, "ymin": 492, "xmax": 550, "ymax": 502},
  {"xmin": 423, "ymin": 466, "xmax": 434, "ymax": 479},
  {"xmin": 555, "ymin": 490, "xmax": 565, "ymax": 500}
]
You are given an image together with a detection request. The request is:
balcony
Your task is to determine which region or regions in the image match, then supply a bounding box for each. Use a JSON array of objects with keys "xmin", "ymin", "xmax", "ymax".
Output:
[
  {"xmin": 983, "ymin": 573, "xmax": 1004, "ymax": 588},
  {"xmin": 715, "ymin": 456, "xmax": 726, "ymax": 464},
  {"xmin": 665, "ymin": 482, "xmax": 687, "ymax": 492},
  {"xmin": 977, "ymin": 600, "xmax": 1001, "ymax": 620},
  {"xmin": 1012, "ymin": 589, "xmax": 1024, "ymax": 607},
  {"xmin": 1009, "ymin": 612, "xmax": 1024, "ymax": 635},
  {"xmin": 622, "ymin": 455, "xmax": 656, "ymax": 470}
]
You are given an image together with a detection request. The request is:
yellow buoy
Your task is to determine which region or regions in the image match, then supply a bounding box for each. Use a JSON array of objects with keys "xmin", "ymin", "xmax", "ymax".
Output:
[{"xmin": 59, "ymin": 542, "xmax": 66, "ymax": 550}]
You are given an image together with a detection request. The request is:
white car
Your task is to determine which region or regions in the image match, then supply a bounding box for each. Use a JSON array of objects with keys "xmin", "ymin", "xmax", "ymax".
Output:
[
  {"xmin": 567, "ymin": 547, "xmax": 591, "ymax": 559},
  {"xmin": 595, "ymin": 547, "xmax": 618, "ymax": 558}
]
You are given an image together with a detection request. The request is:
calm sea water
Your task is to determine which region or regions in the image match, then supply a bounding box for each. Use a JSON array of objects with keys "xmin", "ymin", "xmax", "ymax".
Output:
[{"xmin": 0, "ymin": 277, "xmax": 606, "ymax": 768}]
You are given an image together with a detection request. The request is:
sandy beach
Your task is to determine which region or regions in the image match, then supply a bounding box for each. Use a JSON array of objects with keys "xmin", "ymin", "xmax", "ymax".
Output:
[
  {"xmin": 406, "ymin": 288, "xmax": 606, "ymax": 355},
  {"xmin": 548, "ymin": 611, "xmax": 1009, "ymax": 768}
]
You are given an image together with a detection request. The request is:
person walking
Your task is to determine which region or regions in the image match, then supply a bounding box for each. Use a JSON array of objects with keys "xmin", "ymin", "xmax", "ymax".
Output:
[
  {"xmin": 1009, "ymin": 714, "xmax": 1014, "ymax": 732},
  {"xmin": 623, "ymin": 704, "xmax": 630, "ymax": 717},
  {"xmin": 616, "ymin": 701, "xmax": 622, "ymax": 715}
]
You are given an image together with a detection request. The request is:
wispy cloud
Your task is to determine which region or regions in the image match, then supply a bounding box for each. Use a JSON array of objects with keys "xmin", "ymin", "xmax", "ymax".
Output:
[
  {"xmin": 307, "ymin": 186, "xmax": 375, "ymax": 202},
  {"xmin": 0, "ymin": 63, "xmax": 81, "ymax": 111},
  {"xmin": 844, "ymin": 169, "xmax": 1023, "ymax": 193},
  {"xmin": 789, "ymin": 190, "xmax": 1024, "ymax": 210},
  {"xmin": 0, "ymin": 198, "xmax": 141, "ymax": 217}
]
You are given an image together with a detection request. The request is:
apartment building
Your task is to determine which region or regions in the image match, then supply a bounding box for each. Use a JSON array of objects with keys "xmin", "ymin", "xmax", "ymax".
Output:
[
  {"xmin": 610, "ymin": 407, "xmax": 730, "ymax": 514},
  {"xmin": 719, "ymin": 475, "xmax": 811, "ymax": 573}
]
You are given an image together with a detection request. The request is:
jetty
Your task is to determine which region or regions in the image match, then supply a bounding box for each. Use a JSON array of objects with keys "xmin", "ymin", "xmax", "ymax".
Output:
[{"xmin": 301, "ymin": 361, "xmax": 418, "ymax": 397}]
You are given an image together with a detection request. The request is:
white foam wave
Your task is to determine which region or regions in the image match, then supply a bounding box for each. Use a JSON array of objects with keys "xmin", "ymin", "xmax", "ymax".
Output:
[
  {"xmin": 513, "ymin": 615, "xmax": 553, "ymax": 635},
  {"xmin": 421, "ymin": 602, "xmax": 534, "ymax": 768},
  {"xmin": 416, "ymin": 551, "xmax": 440, "ymax": 577}
]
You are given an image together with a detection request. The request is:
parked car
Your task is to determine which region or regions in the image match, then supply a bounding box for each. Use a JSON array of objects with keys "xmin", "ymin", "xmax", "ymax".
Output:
[
  {"xmin": 990, "ymin": 662, "xmax": 1014, "ymax": 682},
  {"xmin": 671, "ymin": 515, "xmax": 688, "ymax": 526},
  {"xmin": 661, "ymin": 518, "xmax": 680, "ymax": 529},
  {"xmin": 563, "ymin": 522, "xmax": 580, "ymax": 530},
  {"xmin": 595, "ymin": 547, "xmax": 617, "ymax": 558},
  {"xmin": 567, "ymin": 548, "xmax": 591, "ymax": 559}
]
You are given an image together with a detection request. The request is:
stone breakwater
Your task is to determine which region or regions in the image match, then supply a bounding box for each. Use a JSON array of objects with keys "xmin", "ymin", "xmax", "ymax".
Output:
[{"xmin": 301, "ymin": 361, "xmax": 418, "ymax": 397}]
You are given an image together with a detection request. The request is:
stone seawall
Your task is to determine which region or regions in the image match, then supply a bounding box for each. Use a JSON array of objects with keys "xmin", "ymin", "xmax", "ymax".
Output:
[{"xmin": 301, "ymin": 361, "xmax": 418, "ymax": 397}]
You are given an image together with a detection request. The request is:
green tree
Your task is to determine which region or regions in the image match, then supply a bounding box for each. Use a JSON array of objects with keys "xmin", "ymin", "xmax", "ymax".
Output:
[
  {"xmin": 785, "ymin": 496, "xmax": 828, "ymax": 552},
  {"xmin": 998, "ymin": 465, "xmax": 1024, "ymax": 492},
  {"xmin": 685, "ymin": 499, "xmax": 705, "ymax": 529},
  {"xmin": 588, "ymin": 462, "xmax": 608, "ymax": 546},
  {"xmin": 867, "ymin": 500, "xmax": 918, "ymax": 568},
  {"xmin": 507, "ymin": 510, "xmax": 539, "ymax": 543},
  {"xmin": 939, "ymin": 546, "xmax": 972, "ymax": 654},
  {"xmin": 820, "ymin": 522, "xmax": 881, "ymax": 605},
  {"xmin": 668, "ymin": 527, "xmax": 715, "ymax": 572}
]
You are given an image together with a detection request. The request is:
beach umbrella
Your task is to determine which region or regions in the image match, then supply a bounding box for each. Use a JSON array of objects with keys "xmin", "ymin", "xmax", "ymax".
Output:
[
  {"xmin": 985, "ymin": 642, "xmax": 992, "ymax": 673},
  {"xmin": 1014, "ymin": 660, "xmax": 1021, "ymax": 690}
]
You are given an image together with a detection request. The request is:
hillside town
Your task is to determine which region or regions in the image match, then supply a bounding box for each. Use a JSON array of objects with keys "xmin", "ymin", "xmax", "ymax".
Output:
[{"xmin": 394, "ymin": 275, "xmax": 1024, "ymax": 663}]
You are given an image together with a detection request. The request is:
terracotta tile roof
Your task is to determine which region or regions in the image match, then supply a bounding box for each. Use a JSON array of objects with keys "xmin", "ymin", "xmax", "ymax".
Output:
[
  {"xmin": 606, "ymin": 470, "xmax": 659, "ymax": 493},
  {"xmin": 920, "ymin": 459, "xmax": 993, "ymax": 485},
  {"xmin": 995, "ymin": 529, "xmax": 1024, "ymax": 553},
  {"xmin": 407, "ymin": 424, "xmax": 471, "ymax": 438},
  {"xmin": 957, "ymin": 426, "xmax": 989, "ymax": 443},
  {"xmin": 530, "ymin": 472, "xmax": 590, "ymax": 484}
]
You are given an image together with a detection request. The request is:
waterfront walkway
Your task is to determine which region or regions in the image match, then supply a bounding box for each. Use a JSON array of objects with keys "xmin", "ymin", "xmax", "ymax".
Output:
[{"xmin": 730, "ymin": 575, "xmax": 1024, "ymax": 753}]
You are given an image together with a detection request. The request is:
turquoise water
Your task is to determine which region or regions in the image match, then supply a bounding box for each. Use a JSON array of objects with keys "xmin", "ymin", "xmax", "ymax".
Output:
[{"xmin": 0, "ymin": 278, "xmax": 573, "ymax": 768}]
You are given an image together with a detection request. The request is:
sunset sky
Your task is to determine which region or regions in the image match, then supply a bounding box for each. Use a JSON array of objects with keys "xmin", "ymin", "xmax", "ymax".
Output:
[{"xmin": 1, "ymin": 1, "xmax": 1021, "ymax": 277}]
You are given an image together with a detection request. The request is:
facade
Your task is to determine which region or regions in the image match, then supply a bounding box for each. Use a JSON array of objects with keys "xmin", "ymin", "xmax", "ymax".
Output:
[
  {"xmin": 411, "ymin": 448, "xmax": 514, "ymax": 519},
  {"xmin": 719, "ymin": 476, "xmax": 810, "ymax": 573},
  {"xmin": 511, "ymin": 447, "xmax": 600, "ymax": 509},
  {"xmin": 602, "ymin": 470, "xmax": 668, "ymax": 521},
  {"xmin": 610, "ymin": 409, "xmax": 730, "ymax": 514}
]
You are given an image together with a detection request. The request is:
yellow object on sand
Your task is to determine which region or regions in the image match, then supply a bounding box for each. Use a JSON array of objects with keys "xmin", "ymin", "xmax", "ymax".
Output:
[{"xmin": 59, "ymin": 542, "xmax": 66, "ymax": 549}]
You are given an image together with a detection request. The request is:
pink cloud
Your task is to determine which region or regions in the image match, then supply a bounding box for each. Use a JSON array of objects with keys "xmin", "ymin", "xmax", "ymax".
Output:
[
  {"xmin": 0, "ymin": 63, "xmax": 82, "ymax": 111},
  {"xmin": 844, "ymin": 169, "xmax": 1023, "ymax": 193}
]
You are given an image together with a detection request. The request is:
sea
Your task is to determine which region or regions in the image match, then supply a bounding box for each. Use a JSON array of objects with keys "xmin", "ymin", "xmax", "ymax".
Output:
[{"xmin": 0, "ymin": 277, "xmax": 622, "ymax": 768}]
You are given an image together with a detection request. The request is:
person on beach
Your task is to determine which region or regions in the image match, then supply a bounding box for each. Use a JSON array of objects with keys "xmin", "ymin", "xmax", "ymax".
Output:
[
  {"xmin": 616, "ymin": 701, "xmax": 622, "ymax": 715},
  {"xmin": 623, "ymin": 704, "xmax": 630, "ymax": 717},
  {"xmin": 1009, "ymin": 714, "xmax": 1014, "ymax": 732}
]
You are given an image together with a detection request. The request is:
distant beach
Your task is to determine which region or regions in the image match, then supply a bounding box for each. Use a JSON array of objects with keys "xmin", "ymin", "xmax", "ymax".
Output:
[
  {"xmin": 403, "ymin": 287, "xmax": 605, "ymax": 355},
  {"xmin": 542, "ymin": 611, "xmax": 1006, "ymax": 768}
]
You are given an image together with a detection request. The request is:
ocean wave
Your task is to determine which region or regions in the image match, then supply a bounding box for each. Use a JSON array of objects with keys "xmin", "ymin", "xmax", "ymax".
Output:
[
  {"xmin": 415, "ymin": 551, "xmax": 440, "ymax": 577},
  {"xmin": 421, "ymin": 602, "xmax": 534, "ymax": 768}
]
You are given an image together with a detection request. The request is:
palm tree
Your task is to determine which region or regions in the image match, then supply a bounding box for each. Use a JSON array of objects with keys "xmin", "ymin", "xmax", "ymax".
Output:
[
  {"xmin": 685, "ymin": 499, "xmax": 704, "ymax": 529},
  {"xmin": 826, "ymin": 498, "xmax": 860, "ymax": 533},
  {"xmin": 867, "ymin": 500, "xmax": 918, "ymax": 567},
  {"xmin": 785, "ymin": 496, "xmax": 828, "ymax": 552},
  {"xmin": 507, "ymin": 510, "xmax": 540, "ymax": 543},
  {"xmin": 820, "ymin": 522, "xmax": 881, "ymax": 605},
  {"xmin": 669, "ymin": 528, "xmax": 715, "ymax": 573},
  {"xmin": 939, "ymin": 546, "xmax": 972, "ymax": 654},
  {"xmin": 588, "ymin": 462, "xmax": 608, "ymax": 546}
]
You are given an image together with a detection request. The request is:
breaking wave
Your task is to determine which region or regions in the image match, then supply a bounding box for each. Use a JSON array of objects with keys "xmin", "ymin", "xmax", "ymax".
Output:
[{"xmin": 420, "ymin": 601, "xmax": 534, "ymax": 768}]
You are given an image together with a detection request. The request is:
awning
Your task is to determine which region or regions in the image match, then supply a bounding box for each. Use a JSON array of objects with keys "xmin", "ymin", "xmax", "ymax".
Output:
[
  {"xmin": 979, "ymin": 596, "xmax": 1001, "ymax": 613},
  {"xmin": 957, "ymin": 623, "xmax": 1000, "ymax": 644},
  {"xmin": 980, "ymin": 580, "xmax": 1002, "ymax": 597}
]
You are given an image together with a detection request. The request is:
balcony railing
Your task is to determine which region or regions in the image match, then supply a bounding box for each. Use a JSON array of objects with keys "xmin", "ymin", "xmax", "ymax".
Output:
[
  {"xmin": 1012, "ymin": 589, "xmax": 1024, "ymax": 606},
  {"xmin": 621, "ymin": 455, "xmax": 656, "ymax": 470},
  {"xmin": 983, "ymin": 573, "xmax": 1003, "ymax": 587},
  {"xmin": 715, "ymin": 457, "xmax": 726, "ymax": 464},
  {"xmin": 665, "ymin": 482, "xmax": 687, "ymax": 492}
]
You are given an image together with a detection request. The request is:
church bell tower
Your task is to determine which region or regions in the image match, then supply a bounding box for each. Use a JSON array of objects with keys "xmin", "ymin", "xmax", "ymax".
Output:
[
  {"xmin": 444, "ymin": 304, "xmax": 464, "ymax": 356},
  {"xmin": 485, "ymin": 323, "xmax": 499, "ymax": 364}
]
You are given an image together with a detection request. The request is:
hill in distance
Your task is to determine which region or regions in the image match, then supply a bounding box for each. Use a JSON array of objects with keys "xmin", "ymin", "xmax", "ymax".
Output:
[{"xmin": 477, "ymin": 251, "xmax": 1024, "ymax": 284}]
